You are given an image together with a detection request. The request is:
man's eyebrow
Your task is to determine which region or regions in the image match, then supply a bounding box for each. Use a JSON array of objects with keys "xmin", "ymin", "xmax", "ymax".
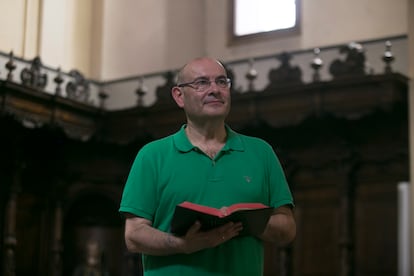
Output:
[
  {"xmin": 191, "ymin": 75, "xmax": 226, "ymax": 81},
  {"xmin": 193, "ymin": 76, "xmax": 209, "ymax": 80}
]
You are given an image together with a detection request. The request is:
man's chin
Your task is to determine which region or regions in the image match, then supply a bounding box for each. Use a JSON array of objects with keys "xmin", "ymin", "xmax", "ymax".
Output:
[{"xmin": 204, "ymin": 110, "xmax": 229, "ymax": 119}]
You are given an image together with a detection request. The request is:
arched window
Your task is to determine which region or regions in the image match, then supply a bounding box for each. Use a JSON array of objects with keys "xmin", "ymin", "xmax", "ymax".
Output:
[{"xmin": 229, "ymin": 0, "xmax": 300, "ymax": 44}]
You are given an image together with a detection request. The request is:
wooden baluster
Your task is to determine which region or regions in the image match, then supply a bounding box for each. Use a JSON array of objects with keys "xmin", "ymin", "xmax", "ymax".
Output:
[
  {"xmin": 54, "ymin": 67, "xmax": 64, "ymax": 96},
  {"xmin": 311, "ymin": 48, "xmax": 323, "ymax": 82},
  {"xmin": 245, "ymin": 58, "xmax": 258, "ymax": 92},
  {"xmin": 135, "ymin": 78, "xmax": 147, "ymax": 107},
  {"xmin": 382, "ymin": 40, "xmax": 395, "ymax": 74},
  {"xmin": 5, "ymin": 51, "xmax": 16, "ymax": 82}
]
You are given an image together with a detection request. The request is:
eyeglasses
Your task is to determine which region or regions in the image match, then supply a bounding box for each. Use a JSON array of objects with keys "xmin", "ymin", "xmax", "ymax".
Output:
[{"xmin": 177, "ymin": 77, "xmax": 231, "ymax": 92}]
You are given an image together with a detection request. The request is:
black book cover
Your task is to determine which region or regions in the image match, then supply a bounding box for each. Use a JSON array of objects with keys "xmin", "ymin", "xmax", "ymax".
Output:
[{"xmin": 170, "ymin": 202, "xmax": 273, "ymax": 236}]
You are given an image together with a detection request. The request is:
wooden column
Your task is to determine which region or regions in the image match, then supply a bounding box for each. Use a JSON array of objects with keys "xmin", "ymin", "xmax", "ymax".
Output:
[
  {"xmin": 338, "ymin": 163, "xmax": 356, "ymax": 276},
  {"xmin": 408, "ymin": 0, "xmax": 414, "ymax": 274},
  {"xmin": 278, "ymin": 247, "xmax": 290, "ymax": 276},
  {"xmin": 50, "ymin": 201, "xmax": 63, "ymax": 276},
  {"xmin": 2, "ymin": 164, "xmax": 22, "ymax": 276}
]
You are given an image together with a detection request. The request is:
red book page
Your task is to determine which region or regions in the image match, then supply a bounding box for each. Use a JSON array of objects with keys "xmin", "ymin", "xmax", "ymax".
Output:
[
  {"xmin": 226, "ymin": 203, "xmax": 269, "ymax": 214},
  {"xmin": 178, "ymin": 202, "xmax": 223, "ymax": 217},
  {"xmin": 178, "ymin": 202, "xmax": 270, "ymax": 217}
]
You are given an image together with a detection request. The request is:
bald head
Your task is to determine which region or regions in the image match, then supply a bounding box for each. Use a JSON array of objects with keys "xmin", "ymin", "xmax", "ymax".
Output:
[{"xmin": 176, "ymin": 57, "xmax": 227, "ymax": 84}]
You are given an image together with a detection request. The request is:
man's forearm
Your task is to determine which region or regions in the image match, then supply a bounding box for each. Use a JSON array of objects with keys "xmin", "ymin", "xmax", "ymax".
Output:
[
  {"xmin": 259, "ymin": 207, "xmax": 296, "ymax": 246},
  {"xmin": 125, "ymin": 220, "xmax": 185, "ymax": 256}
]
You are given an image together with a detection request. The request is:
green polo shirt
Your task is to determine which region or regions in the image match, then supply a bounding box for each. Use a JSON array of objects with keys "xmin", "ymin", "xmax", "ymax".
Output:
[{"xmin": 119, "ymin": 125, "xmax": 293, "ymax": 276}]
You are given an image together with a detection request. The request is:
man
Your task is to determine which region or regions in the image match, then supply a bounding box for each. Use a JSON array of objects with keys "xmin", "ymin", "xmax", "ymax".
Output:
[{"xmin": 119, "ymin": 57, "xmax": 296, "ymax": 275}]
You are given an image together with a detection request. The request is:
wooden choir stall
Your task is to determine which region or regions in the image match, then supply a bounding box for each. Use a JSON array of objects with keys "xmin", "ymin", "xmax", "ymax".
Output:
[{"xmin": 0, "ymin": 42, "xmax": 409, "ymax": 276}]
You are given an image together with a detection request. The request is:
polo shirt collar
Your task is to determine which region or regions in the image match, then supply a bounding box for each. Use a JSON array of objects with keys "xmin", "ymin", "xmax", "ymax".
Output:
[{"xmin": 173, "ymin": 124, "xmax": 244, "ymax": 153}]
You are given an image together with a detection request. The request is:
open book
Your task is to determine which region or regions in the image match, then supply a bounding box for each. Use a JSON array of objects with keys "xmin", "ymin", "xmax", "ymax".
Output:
[{"xmin": 170, "ymin": 201, "xmax": 273, "ymax": 236}]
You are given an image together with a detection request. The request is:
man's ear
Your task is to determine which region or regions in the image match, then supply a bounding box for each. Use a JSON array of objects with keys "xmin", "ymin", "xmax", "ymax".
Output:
[{"xmin": 171, "ymin": 86, "xmax": 184, "ymax": 108}]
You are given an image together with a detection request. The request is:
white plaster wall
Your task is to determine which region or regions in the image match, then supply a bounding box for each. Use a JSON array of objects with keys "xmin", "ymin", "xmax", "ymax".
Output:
[
  {"xmin": 205, "ymin": 0, "xmax": 407, "ymax": 63},
  {"xmin": 98, "ymin": 0, "xmax": 407, "ymax": 79},
  {"xmin": 89, "ymin": 0, "xmax": 104, "ymax": 80},
  {"xmin": 40, "ymin": 0, "xmax": 94, "ymax": 74},
  {"xmin": 301, "ymin": 0, "xmax": 407, "ymax": 47},
  {"xmin": 0, "ymin": 0, "xmax": 40, "ymax": 58},
  {"xmin": 0, "ymin": 0, "xmax": 25, "ymax": 54},
  {"xmin": 38, "ymin": 0, "xmax": 66, "ymax": 70},
  {"xmin": 99, "ymin": 0, "xmax": 205, "ymax": 80},
  {"xmin": 0, "ymin": 0, "xmax": 409, "ymax": 82}
]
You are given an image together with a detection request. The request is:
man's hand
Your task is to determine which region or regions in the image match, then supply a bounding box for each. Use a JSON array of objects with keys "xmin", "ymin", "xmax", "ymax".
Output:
[
  {"xmin": 124, "ymin": 215, "xmax": 243, "ymax": 256},
  {"xmin": 179, "ymin": 220, "xmax": 243, "ymax": 254}
]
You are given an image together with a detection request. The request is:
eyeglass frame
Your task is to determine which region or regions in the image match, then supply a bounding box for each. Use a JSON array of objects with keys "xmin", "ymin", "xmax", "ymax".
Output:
[{"xmin": 176, "ymin": 77, "xmax": 232, "ymax": 92}]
